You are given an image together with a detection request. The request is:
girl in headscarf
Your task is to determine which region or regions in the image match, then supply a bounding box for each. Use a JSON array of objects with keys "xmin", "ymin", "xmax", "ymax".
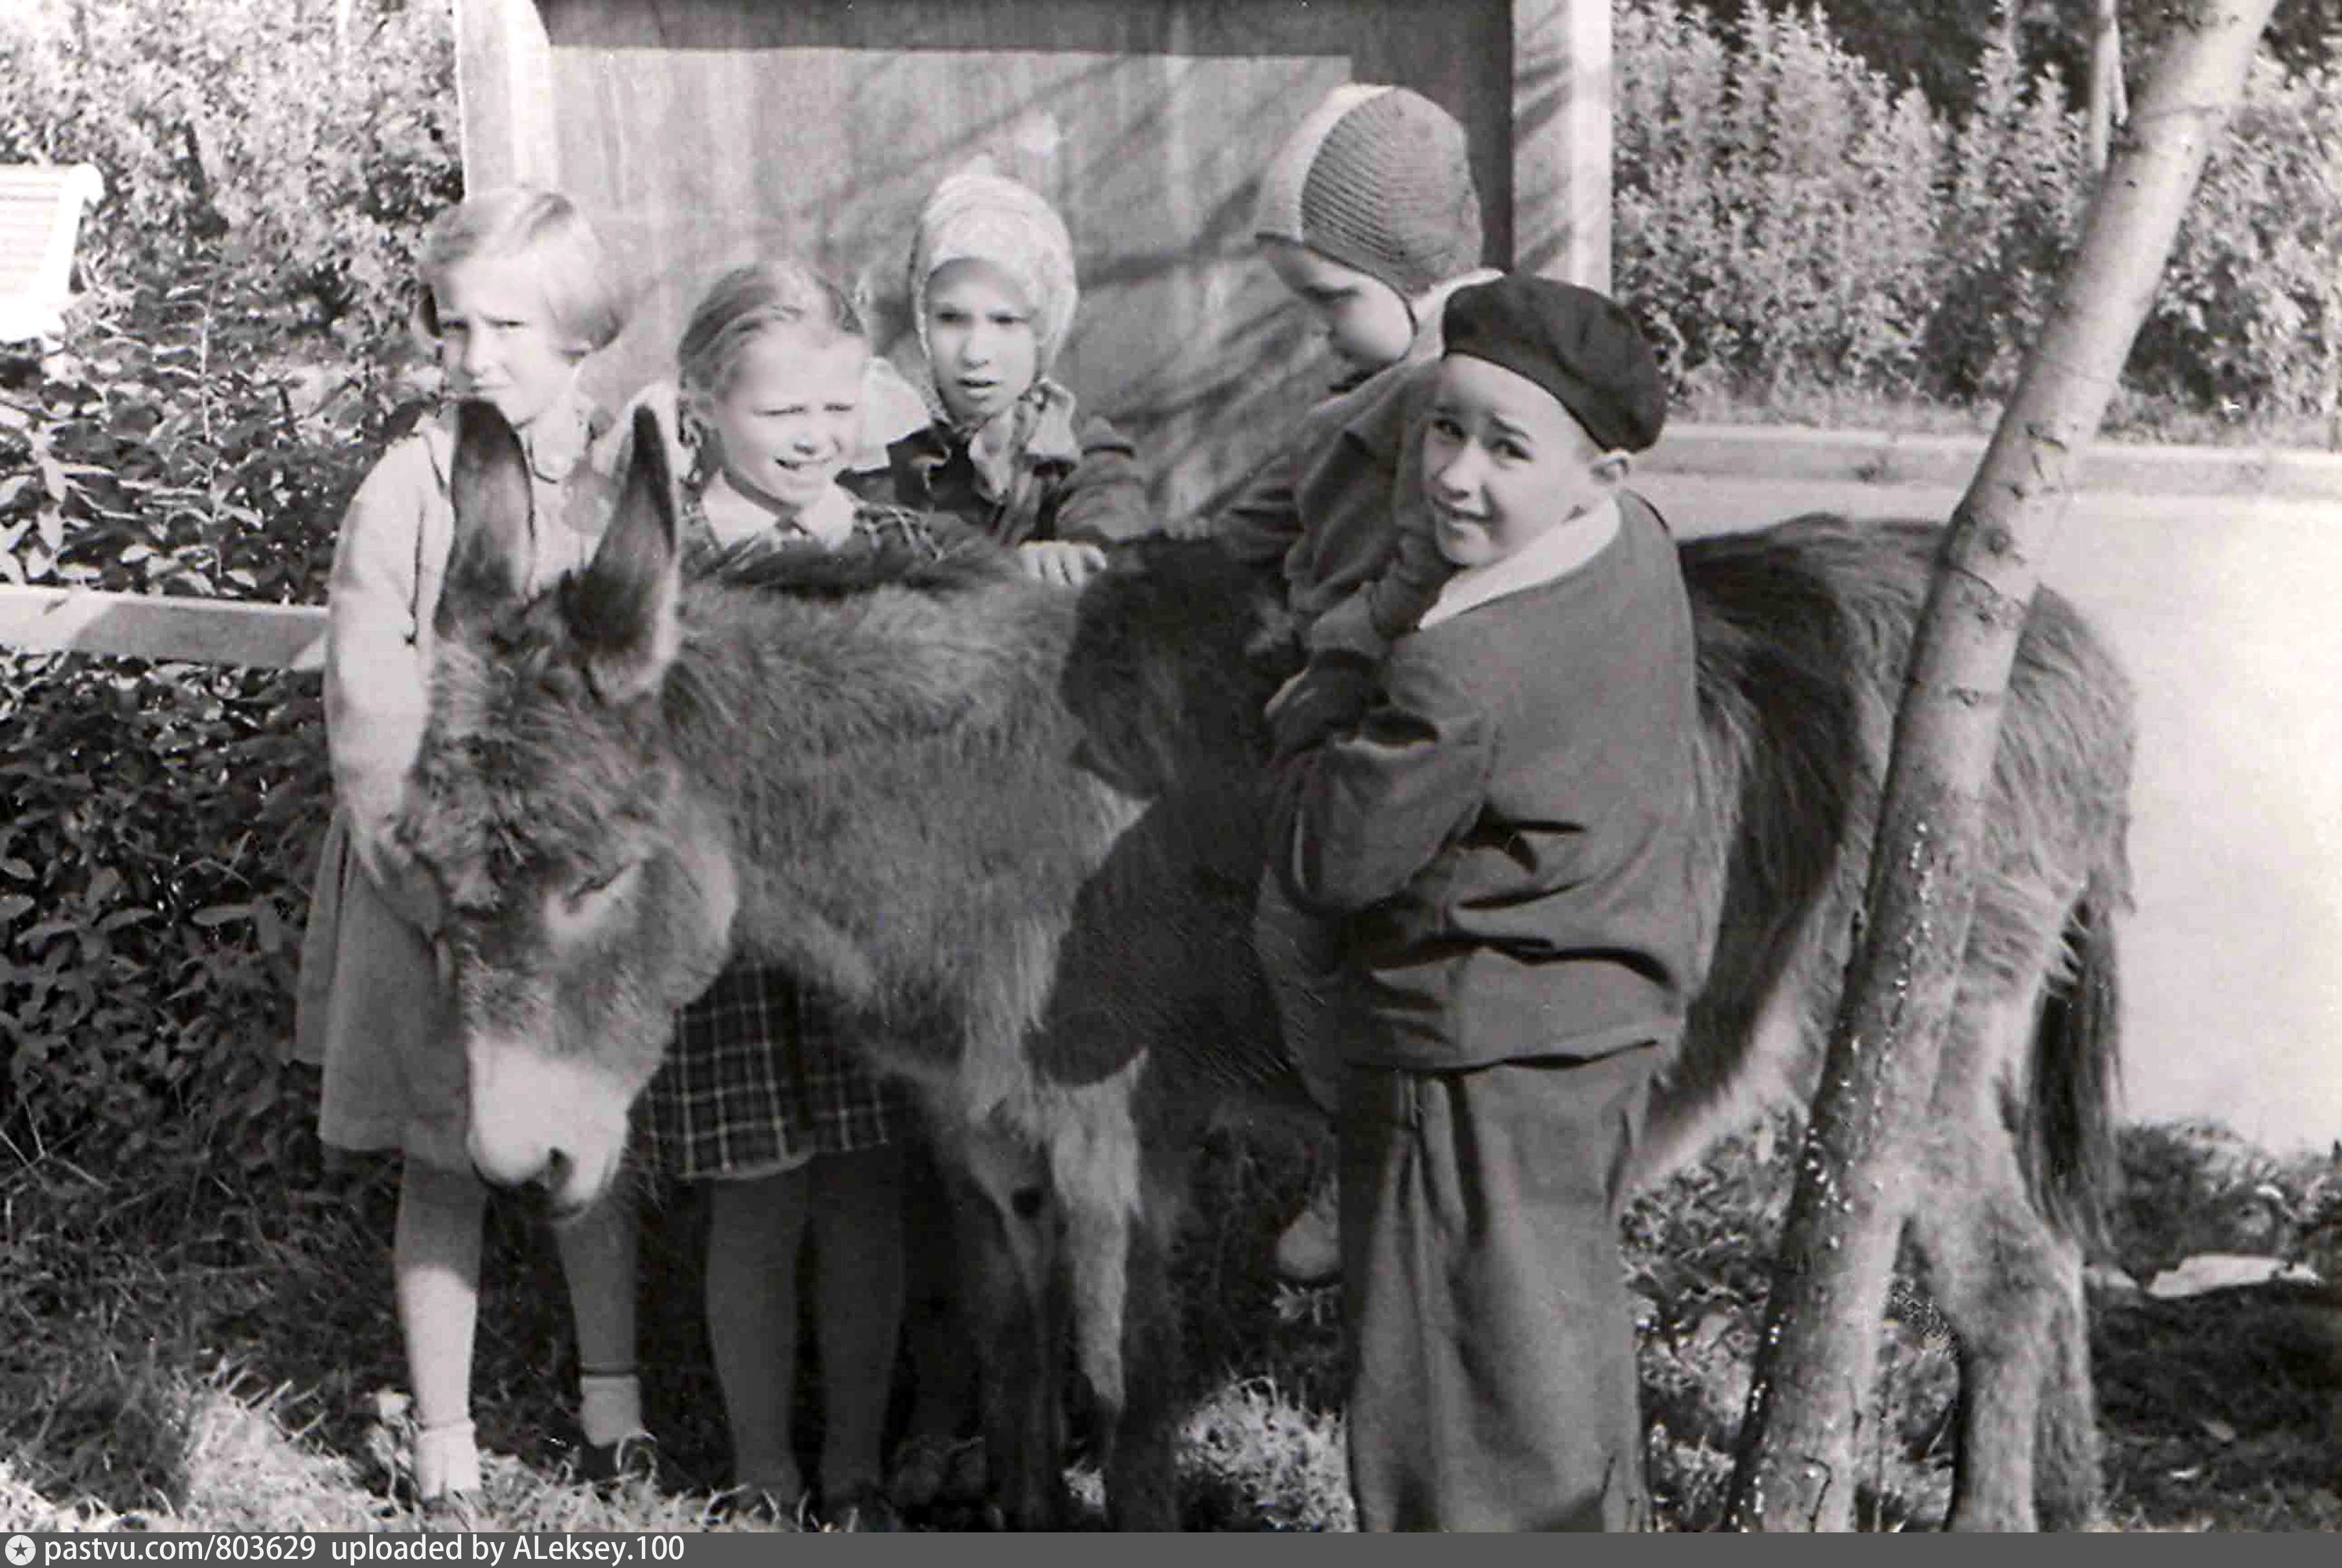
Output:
[{"xmin": 858, "ymin": 161, "xmax": 1157, "ymax": 587}]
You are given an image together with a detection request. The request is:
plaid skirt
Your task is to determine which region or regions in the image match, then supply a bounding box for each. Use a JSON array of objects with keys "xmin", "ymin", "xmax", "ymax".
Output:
[{"xmin": 637, "ymin": 962, "xmax": 911, "ymax": 1181}]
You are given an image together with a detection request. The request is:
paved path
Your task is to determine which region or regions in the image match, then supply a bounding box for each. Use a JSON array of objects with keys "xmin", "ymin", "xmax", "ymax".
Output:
[{"xmin": 1638, "ymin": 473, "xmax": 2342, "ymax": 1155}]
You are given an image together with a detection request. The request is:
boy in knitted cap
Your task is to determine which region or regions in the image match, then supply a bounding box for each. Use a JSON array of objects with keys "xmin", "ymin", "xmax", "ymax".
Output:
[
  {"xmin": 1264, "ymin": 275, "xmax": 1696, "ymax": 1530},
  {"xmin": 856, "ymin": 161, "xmax": 1155, "ymax": 587},
  {"xmin": 1218, "ymin": 82, "xmax": 1498, "ymax": 627},
  {"xmin": 1214, "ymin": 84, "xmax": 1499, "ymax": 1283}
]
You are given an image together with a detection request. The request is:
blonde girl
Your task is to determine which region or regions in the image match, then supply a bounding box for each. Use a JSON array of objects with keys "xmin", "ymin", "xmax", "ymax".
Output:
[
  {"xmin": 631, "ymin": 259, "xmax": 970, "ymax": 1532},
  {"xmin": 293, "ymin": 187, "xmax": 650, "ymax": 1526}
]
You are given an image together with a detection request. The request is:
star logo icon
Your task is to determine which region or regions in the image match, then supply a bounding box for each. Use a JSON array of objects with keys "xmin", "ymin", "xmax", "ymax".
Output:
[{"xmin": 5, "ymin": 1534, "xmax": 35, "ymax": 1567}]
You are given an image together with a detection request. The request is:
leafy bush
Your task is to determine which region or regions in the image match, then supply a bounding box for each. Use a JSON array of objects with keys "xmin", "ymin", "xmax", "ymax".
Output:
[
  {"xmin": 2109, "ymin": 1119, "xmax": 2342, "ymax": 1284},
  {"xmin": 0, "ymin": 256, "xmax": 423, "ymax": 1172},
  {"xmin": 1677, "ymin": 1, "xmax": 2342, "ymax": 139},
  {"xmin": 0, "ymin": 0, "xmax": 460, "ymax": 358},
  {"xmin": 2133, "ymin": 52, "xmax": 2342, "ymax": 419},
  {"xmin": 1617, "ymin": 0, "xmax": 2342, "ymax": 429},
  {"xmin": 1918, "ymin": 36, "xmax": 2089, "ymax": 402},
  {"xmin": 0, "ymin": 652, "xmax": 329, "ymax": 1174},
  {"xmin": 1616, "ymin": 0, "xmax": 1944, "ymax": 398}
]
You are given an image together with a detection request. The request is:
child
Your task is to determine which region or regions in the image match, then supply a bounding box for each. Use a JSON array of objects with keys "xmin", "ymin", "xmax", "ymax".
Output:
[
  {"xmin": 853, "ymin": 162, "xmax": 1155, "ymax": 587},
  {"xmin": 1211, "ymin": 84, "xmax": 1499, "ymax": 1283},
  {"xmin": 630, "ymin": 260, "xmax": 962, "ymax": 1533},
  {"xmin": 1215, "ymin": 82, "xmax": 1499, "ymax": 646},
  {"xmin": 291, "ymin": 186, "xmax": 650, "ymax": 1526},
  {"xmin": 1265, "ymin": 275, "xmax": 1693, "ymax": 1531},
  {"xmin": 857, "ymin": 162, "xmax": 1158, "ymax": 1514}
]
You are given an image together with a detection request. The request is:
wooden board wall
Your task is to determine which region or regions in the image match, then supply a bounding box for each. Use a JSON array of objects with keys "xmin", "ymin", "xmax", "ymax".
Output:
[{"xmin": 458, "ymin": 0, "xmax": 1608, "ymax": 523}]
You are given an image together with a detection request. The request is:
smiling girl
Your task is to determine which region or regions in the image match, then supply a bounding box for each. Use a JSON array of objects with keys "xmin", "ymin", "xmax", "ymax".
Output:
[{"xmin": 628, "ymin": 259, "xmax": 970, "ymax": 1532}]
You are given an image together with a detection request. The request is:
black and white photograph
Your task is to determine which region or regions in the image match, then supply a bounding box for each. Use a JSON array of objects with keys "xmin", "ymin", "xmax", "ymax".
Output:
[{"xmin": 1, "ymin": 0, "xmax": 2338, "ymax": 1534}]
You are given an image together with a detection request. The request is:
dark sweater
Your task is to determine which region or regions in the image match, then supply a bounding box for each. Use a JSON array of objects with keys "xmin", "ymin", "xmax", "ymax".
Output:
[
  {"xmin": 861, "ymin": 412, "xmax": 1155, "ymax": 551},
  {"xmin": 1212, "ymin": 358, "xmax": 1440, "ymax": 633},
  {"xmin": 1268, "ymin": 492, "xmax": 1704, "ymax": 1070}
]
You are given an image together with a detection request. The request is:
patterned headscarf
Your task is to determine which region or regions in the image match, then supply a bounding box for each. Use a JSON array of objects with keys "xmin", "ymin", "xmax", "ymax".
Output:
[{"xmin": 909, "ymin": 162, "xmax": 1081, "ymax": 380}]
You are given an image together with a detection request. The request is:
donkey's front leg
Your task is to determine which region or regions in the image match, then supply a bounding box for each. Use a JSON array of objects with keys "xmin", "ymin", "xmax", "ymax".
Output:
[
  {"xmin": 1099, "ymin": 1185, "xmax": 1184, "ymax": 1530},
  {"xmin": 945, "ymin": 1124, "xmax": 1067, "ymax": 1529}
]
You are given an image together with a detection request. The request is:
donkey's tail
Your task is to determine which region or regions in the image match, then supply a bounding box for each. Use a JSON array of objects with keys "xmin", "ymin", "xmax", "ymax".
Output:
[{"xmin": 2023, "ymin": 868, "xmax": 2126, "ymax": 1252}]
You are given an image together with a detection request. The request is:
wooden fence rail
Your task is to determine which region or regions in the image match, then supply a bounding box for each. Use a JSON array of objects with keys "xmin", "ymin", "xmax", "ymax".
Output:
[{"xmin": 0, "ymin": 585, "xmax": 326, "ymax": 670}]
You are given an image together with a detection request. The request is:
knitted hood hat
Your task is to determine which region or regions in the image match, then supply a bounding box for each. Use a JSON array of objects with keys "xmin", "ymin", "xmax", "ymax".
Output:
[
  {"xmin": 909, "ymin": 162, "xmax": 1080, "ymax": 379},
  {"xmin": 1253, "ymin": 84, "xmax": 1484, "ymax": 302},
  {"xmin": 1442, "ymin": 275, "xmax": 1668, "ymax": 454}
]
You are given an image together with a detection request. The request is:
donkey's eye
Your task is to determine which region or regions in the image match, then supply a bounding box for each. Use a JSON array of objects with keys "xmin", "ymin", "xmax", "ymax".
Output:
[
  {"xmin": 546, "ymin": 860, "xmax": 638, "ymax": 944},
  {"xmin": 567, "ymin": 863, "xmax": 633, "ymax": 905}
]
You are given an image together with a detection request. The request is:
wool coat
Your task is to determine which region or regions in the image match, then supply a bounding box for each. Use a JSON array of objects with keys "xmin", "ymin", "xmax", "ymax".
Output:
[
  {"xmin": 292, "ymin": 393, "xmax": 611, "ymax": 1167},
  {"xmin": 1210, "ymin": 268, "xmax": 1500, "ymax": 650},
  {"xmin": 1271, "ymin": 492, "xmax": 1698, "ymax": 1532},
  {"xmin": 856, "ymin": 394, "xmax": 1155, "ymax": 551},
  {"xmin": 1267, "ymin": 491, "xmax": 1704, "ymax": 1072}
]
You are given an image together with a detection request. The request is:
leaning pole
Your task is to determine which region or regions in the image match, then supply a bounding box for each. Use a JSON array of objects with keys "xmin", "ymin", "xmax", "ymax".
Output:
[{"xmin": 1721, "ymin": 0, "xmax": 2280, "ymax": 1532}]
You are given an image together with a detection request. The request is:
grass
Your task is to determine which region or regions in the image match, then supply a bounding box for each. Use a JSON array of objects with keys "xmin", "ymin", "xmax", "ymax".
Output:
[{"xmin": 3, "ymin": 1086, "xmax": 2339, "ymax": 1533}]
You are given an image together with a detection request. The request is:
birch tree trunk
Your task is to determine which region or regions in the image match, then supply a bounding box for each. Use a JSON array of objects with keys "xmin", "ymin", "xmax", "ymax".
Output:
[
  {"xmin": 2087, "ymin": 0, "xmax": 2128, "ymax": 172},
  {"xmin": 1720, "ymin": 0, "xmax": 2279, "ymax": 1532}
]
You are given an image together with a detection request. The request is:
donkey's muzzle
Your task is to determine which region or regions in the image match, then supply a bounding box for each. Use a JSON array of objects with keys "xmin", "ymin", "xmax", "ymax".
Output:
[{"xmin": 464, "ymin": 1032, "xmax": 633, "ymax": 1216}]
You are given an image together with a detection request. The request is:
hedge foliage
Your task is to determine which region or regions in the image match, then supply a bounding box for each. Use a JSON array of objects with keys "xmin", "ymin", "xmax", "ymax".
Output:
[
  {"xmin": 1, "ymin": 0, "xmax": 2337, "ymax": 1167},
  {"xmin": 1615, "ymin": 0, "xmax": 2342, "ymax": 422},
  {"xmin": 0, "ymin": 0, "xmax": 460, "ymax": 352},
  {"xmin": 1, "ymin": 0, "xmax": 451, "ymax": 1169},
  {"xmin": 0, "ymin": 256, "xmax": 388, "ymax": 1174}
]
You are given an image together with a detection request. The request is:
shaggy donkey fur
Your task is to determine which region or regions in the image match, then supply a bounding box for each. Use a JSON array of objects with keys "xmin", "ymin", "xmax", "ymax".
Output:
[{"xmin": 402, "ymin": 403, "xmax": 2134, "ymax": 1531}]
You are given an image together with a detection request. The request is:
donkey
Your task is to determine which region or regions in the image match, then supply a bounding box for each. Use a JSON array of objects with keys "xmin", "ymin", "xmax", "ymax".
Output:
[{"xmin": 398, "ymin": 402, "xmax": 2133, "ymax": 1531}]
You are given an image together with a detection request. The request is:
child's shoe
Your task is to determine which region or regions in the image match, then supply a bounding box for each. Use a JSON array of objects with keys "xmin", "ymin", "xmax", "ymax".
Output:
[
  {"xmin": 821, "ymin": 1481, "xmax": 902, "ymax": 1533},
  {"xmin": 887, "ymin": 1433, "xmax": 955, "ymax": 1512},
  {"xmin": 1273, "ymin": 1172, "xmax": 1342, "ymax": 1284},
  {"xmin": 415, "ymin": 1491, "xmax": 483, "ymax": 1533},
  {"xmin": 578, "ymin": 1430, "xmax": 660, "ymax": 1490},
  {"xmin": 705, "ymin": 1485, "xmax": 809, "ymax": 1531},
  {"xmin": 412, "ymin": 1418, "xmax": 483, "ymax": 1532}
]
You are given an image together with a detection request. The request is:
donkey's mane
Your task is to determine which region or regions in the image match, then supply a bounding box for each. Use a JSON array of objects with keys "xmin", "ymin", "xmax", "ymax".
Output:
[
  {"xmin": 689, "ymin": 526, "xmax": 1022, "ymax": 601},
  {"xmin": 670, "ymin": 540, "xmax": 1063, "ymax": 735}
]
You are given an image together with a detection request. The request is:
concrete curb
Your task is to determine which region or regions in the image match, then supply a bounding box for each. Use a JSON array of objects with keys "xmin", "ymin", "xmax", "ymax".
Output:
[{"xmin": 1646, "ymin": 422, "xmax": 2342, "ymax": 503}]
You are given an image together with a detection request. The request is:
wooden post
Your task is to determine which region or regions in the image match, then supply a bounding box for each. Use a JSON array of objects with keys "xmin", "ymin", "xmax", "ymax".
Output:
[
  {"xmin": 1722, "ymin": 0, "xmax": 2280, "ymax": 1531},
  {"xmin": 453, "ymin": 0, "xmax": 558, "ymax": 192},
  {"xmin": 1513, "ymin": 0, "xmax": 1612, "ymax": 290}
]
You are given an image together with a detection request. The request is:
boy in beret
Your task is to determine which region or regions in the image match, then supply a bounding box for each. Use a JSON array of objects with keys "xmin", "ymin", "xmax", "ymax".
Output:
[{"xmin": 1266, "ymin": 275, "xmax": 1701, "ymax": 1531}]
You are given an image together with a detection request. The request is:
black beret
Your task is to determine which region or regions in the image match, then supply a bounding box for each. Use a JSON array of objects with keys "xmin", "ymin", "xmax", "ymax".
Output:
[{"xmin": 1440, "ymin": 276, "xmax": 1666, "ymax": 453}]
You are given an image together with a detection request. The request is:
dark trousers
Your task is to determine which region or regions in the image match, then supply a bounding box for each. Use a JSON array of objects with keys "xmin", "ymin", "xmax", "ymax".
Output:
[{"xmin": 1339, "ymin": 1045, "xmax": 1659, "ymax": 1532}]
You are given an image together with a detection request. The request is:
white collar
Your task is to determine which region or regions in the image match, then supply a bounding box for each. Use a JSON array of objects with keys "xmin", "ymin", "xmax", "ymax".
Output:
[
  {"xmin": 699, "ymin": 473, "xmax": 858, "ymax": 552},
  {"xmin": 1418, "ymin": 494, "xmax": 1621, "ymax": 630}
]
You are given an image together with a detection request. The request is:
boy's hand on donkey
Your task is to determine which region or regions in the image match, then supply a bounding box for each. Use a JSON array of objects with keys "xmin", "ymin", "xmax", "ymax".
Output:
[
  {"xmin": 1018, "ymin": 540, "xmax": 1109, "ymax": 587},
  {"xmin": 1266, "ymin": 654, "xmax": 1379, "ymax": 762},
  {"xmin": 1304, "ymin": 589, "xmax": 1393, "ymax": 666}
]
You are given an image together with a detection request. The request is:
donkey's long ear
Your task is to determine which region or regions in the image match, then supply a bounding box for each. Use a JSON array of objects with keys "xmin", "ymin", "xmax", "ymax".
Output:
[
  {"xmin": 438, "ymin": 400, "xmax": 534, "ymax": 638},
  {"xmin": 566, "ymin": 404, "xmax": 682, "ymax": 705}
]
